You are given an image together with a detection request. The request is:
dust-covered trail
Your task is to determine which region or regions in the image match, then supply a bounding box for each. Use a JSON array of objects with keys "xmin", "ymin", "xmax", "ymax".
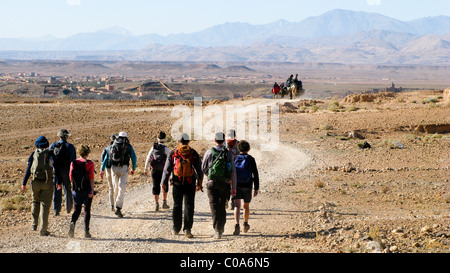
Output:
[
  {"xmin": 0, "ymin": 97, "xmax": 313, "ymax": 253},
  {"xmin": 83, "ymin": 97, "xmax": 312, "ymax": 253},
  {"xmin": 83, "ymin": 139, "xmax": 311, "ymax": 253}
]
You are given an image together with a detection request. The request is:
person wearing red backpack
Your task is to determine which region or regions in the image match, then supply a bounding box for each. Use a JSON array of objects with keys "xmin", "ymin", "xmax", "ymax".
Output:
[
  {"xmin": 233, "ymin": 140, "xmax": 259, "ymax": 236},
  {"xmin": 161, "ymin": 133, "xmax": 203, "ymax": 238}
]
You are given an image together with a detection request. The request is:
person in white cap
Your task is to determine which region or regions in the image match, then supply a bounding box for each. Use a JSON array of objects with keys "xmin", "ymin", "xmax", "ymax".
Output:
[
  {"xmin": 100, "ymin": 131, "xmax": 137, "ymax": 218},
  {"xmin": 144, "ymin": 132, "xmax": 171, "ymax": 211}
]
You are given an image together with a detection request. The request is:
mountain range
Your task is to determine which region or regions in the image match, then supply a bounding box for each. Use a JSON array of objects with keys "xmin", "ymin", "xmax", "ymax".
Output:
[{"xmin": 1, "ymin": 9, "xmax": 449, "ymax": 64}]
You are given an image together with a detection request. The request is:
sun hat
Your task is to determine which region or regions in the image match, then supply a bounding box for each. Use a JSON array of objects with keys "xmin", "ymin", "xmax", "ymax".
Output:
[
  {"xmin": 35, "ymin": 136, "xmax": 49, "ymax": 149},
  {"xmin": 57, "ymin": 129, "xmax": 71, "ymax": 138}
]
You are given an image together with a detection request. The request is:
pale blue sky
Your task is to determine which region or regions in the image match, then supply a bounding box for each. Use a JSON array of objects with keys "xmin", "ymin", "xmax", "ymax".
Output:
[{"xmin": 1, "ymin": 0, "xmax": 449, "ymax": 38}]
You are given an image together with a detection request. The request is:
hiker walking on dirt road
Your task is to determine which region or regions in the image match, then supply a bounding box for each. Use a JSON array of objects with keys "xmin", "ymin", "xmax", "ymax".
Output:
[
  {"xmin": 144, "ymin": 132, "xmax": 171, "ymax": 211},
  {"xmin": 225, "ymin": 129, "xmax": 239, "ymax": 210},
  {"xmin": 232, "ymin": 140, "xmax": 259, "ymax": 235},
  {"xmin": 101, "ymin": 134, "xmax": 117, "ymax": 211},
  {"xmin": 202, "ymin": 132, "xmax": 237, "ymax": 239},
  {"xmin": 68, "ymin": 145, "xmax": 95, "ymax": 239},
  {"xmin": 22, "ymin": 136, "xmax": 55, "ymax": 236},
  {"xmin": 161, "ymin": 133, "xmax": 203, "ymax": 238},
  {"xmin": 51, "ymin": 129, "xmax": 76, "ymax": 216},
  {"xmin": 101, "ymin": 132, "xmax": 137, "ymax": 218}
]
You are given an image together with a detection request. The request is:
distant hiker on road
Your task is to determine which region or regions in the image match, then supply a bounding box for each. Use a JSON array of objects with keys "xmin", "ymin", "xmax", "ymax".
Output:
[
  {"xmin": 51, "ymin": 129, "xmax": 76, "ymax": 216},
  {"xmin": 68, "ymin": 145, "xmax": 95, "ymax": 239},
  {"xmin": 145, "ymin": 132, "xmax": 171, "ymax": 211},
  {"xmin": 101, "ymin": 134, "xmax": 117, "ymax": 211},
  {"xmin": 161, "ymin": 133, "xmax": 203, "ymax": 238},
  {"xmin": 232, "ymin": 140, "xmax": 259, "ymax": 235},
  {"xmin": 202, "ymin": 132, "xmax": 237, "ymax": 239},
  {"xmin": 101, "ymin": 131, "xmax": 137, "ymax": 218},
  {"xmin": 22, "ymin": 136, "xmax": 55, "ymax": 236},
  {"xmin": 272, "ymin": 82, "xmax": 281, "ymax": 98}
]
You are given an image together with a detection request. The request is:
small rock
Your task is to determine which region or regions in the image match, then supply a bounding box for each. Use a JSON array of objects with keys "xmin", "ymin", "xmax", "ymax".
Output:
[
  {"xmin": 421, "ymin": 226, "xmax": 432, "ymax": 234},
  {"xmin": 389, "ymin": 245, "xmax": 398, "ymax": 252}
]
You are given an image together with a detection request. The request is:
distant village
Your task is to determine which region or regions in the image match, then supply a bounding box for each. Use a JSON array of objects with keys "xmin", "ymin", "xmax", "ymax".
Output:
[
  {"xmin": 0, "ymin": 68, "xmax": 416, "ymax": 101},
  {"xmin": 0, "ymin": 71, "xmax": 270, "ymax": 99}
]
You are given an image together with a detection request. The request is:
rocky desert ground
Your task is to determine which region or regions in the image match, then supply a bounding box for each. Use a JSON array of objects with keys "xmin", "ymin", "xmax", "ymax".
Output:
[{"xmin": 0, "ymin": 88, "xmax": 448, "ymax": 254}]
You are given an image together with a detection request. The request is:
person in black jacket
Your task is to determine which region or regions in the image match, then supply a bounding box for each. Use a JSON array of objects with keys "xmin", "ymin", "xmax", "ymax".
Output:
[
  {"xmin": 232, "ymin": 140, "xmax": 259, "ymax": 235},
  {"xmin": 51, "ymin": 129, "xmax": 76, "ymax": 216},
  {"xmin": 161, "ymin": 133, "xmax": 203, "ymax": 238}
]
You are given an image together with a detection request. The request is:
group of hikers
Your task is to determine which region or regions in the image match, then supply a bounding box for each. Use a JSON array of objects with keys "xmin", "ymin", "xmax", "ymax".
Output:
[
  {"xmin": 272, "ymin": 73, "xmax": 303, "ymax": 98},
  {"xmin": 22, "ymin": 128, "xmax": 259, "ymax": 240}
]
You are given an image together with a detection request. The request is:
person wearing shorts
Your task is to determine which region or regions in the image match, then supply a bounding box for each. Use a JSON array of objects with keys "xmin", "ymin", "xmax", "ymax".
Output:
[
  {"xmin": 144, "ymin": 132, "xmax": 171, "ymax": 211},
  {"xmin": 233, "ymin": 140, "xmax": 259, "ymax": 235}
]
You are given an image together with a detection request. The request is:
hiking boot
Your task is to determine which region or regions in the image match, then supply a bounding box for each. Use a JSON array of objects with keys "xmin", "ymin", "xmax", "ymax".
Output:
[
  {"xmin": 185, "ymin": 230, "xmax": 194, "ymax": 238},
  {"xmin": 214, "ymin": 231, "xmax": 222, "ymax": 239},
  {"xmin": 162, "ymin": 200, "xmax": 170, "ymax": 209},
  {"xmin": 84, "ymin": 230, "xmax": 92, "ymax": 239},
  {"xmin": 173, "ymin": 229, "xmax": 180, "ymax": 235},
  {"xmin": 54, "ymin": 211, "xmax": 60, "ymax": 216},
  {"xmin": 40, "ymin": 230, "xmax": 50, "ymax": 236},
  {"xmin": 243, "ymin": 223, "xmax": 250, "ymax": 233},
  {"xmin": 115, "ymin": 207, "xmax": 123, "ymax": 218},
  {"xmin": 111, "ymin": 205, "xmax": 115, "ymax": 212},
  {"xmin": 233, "ymin": 224, "xmax": 240, "ymax": 235},
  {"xmin": 30, "ymin": 225, "xmax": 37, "ymax": 231},
  {"xmin": 155, "ymin": 202, "xmax": 159, "ymax": 212},
  {"xmin": 68, "ymin": 222, "xmax": 75, "ymax": 238}
]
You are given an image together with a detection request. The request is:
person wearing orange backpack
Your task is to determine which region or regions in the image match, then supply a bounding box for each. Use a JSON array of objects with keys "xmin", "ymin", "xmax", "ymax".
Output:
[{"xmin": 161, "ymin": 133, "xmax": 203, "ymax": 238}]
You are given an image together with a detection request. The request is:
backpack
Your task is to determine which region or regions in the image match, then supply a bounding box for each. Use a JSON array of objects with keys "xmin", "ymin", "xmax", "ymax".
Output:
[
  {"xmin": 52, "ymin": 142, "xmax": 67, "ymax": 168},
  {"xmin": 31, "ymin": 148, "xmax": 51, "ymax": 183},
  {"xmin": 150, "ymin": 142, "xmax": 167, "ymax": 171},
  {"xmin": 71, "ymin": 160, "xmax": 91, "ymax": 192},
  {"xmin": 206, "ymin": 148, "xmax": 230, "ymax": 182},
  {"xmin": 226, "ymin": 139, "xmax": 239, "ymax": 156},
  {"xmin": 235, "ymin": 154, "xmax": 252, "ymax": 183},
  {"xmin": 173, "ymin": 145, "xmax": 195, "ymax": 183},
  {"xmin": 110, "ymin": 138, "xmax": 130, "ymax": 166}
]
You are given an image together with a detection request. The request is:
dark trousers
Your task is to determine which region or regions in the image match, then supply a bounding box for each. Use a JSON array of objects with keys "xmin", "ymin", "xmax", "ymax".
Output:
[
  {"xmin": 53, "ymin": 168, "xmax": 73, "ymax": 213},
  {"xmin": 151, "ymin": 170, "xmax": 168, "ymax": 195},
  {"xmin": 71, "ymin": 192, "xmax": 93, "ymax": 231},
  {"xmin": 172, "ymin": 182, "xmax": 196, "ymax": 232},
  {"xmin": 207, "ymin": 181, "xmax": 230, "ymax": 233}
]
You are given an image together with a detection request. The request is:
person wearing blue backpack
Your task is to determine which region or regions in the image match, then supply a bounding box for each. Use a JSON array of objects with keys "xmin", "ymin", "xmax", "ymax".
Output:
[{"xmin": 233, "ymin": 140, "xmax": 259, "ymax": 235}]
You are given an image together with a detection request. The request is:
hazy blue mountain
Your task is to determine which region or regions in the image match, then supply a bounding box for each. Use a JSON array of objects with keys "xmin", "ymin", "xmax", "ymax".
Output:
[{"xmin": 0, "ymin": 9, "xmax": 449, "ymax": 64}]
